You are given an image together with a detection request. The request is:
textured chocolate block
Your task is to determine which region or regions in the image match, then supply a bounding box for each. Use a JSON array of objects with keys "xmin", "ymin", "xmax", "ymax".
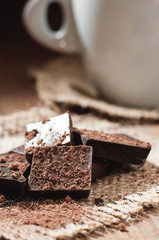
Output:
[
  {"xmin": 28, "ymin": 146, "xmax": 92, "ymax": 198},
  {"xmin": 0, "ymin": 147, "xmax": 30, "ymax": 198},
  {"xmin": 73, "ymin": 128, "xmax": 151, "ymax": 165},
  {"xmin": 25, "ymin": 113, "xmax": 72, "ymax": 162}
]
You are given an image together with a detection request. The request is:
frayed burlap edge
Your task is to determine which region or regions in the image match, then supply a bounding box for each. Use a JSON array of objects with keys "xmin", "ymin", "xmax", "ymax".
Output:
[
  {"xmin": 29, "ymin": 56, "xmax": 159, "ymax": 124},
  {"xmin": 0, "ymin": 186, "xmax": 158, "ymax": 240}
]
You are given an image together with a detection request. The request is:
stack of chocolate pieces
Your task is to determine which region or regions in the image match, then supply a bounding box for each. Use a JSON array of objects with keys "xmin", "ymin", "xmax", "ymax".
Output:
[
  {"xmin": 0, "ymin": 146, "xmax": 30, "ymax": 198},
  {"xmin": 25, "ymin": 113, "xmax": 92, "ymax": 198},
  {"xmin": 0, "ymin": 113, "xmax": 151, "ymax": 199},
  {"xmin": 73, "ymin": 128, "xmax": 151, "ymax": 180}
]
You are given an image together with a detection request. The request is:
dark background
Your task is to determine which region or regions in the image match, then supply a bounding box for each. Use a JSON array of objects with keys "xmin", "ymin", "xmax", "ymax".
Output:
[
  {"xmin": 0, "ymin": 1, "xmax": 26, "ymax": 37},
  {"xmin": 0, "ymin": 0, "xmax": 55, "ymax": 114}
]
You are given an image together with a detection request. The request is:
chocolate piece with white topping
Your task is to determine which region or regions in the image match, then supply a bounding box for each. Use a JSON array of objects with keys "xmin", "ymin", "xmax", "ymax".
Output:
[{"xmin": 25, "ymin": 113, "xmax": 72, "ymax": 162}]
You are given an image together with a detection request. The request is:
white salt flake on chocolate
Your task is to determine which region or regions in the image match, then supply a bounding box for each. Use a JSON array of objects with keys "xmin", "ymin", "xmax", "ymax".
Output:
[{"xmin": 25, "ymin": 113, "xmax": 72, "ymax": 149}]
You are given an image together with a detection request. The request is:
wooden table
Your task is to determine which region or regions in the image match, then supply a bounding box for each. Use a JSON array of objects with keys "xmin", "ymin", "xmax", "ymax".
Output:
[{"xmin": 95, "ymin": 214, "xmax": 159, "ymax": 240}]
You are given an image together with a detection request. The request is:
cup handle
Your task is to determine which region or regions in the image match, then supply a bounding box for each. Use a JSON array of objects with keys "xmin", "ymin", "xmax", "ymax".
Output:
[{"xmin": 22, "ymin": 0, "xmax": 81, "ymax": 53}]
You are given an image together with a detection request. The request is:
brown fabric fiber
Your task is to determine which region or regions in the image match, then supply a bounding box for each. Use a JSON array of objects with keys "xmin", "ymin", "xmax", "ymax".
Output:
[
  {"xmin": 31, "ymin": 56, "xmax": 159, "ymax": 124},
  {"xmin": 0, "ymin": 56, "xmax": 159, "ymax": 240}
]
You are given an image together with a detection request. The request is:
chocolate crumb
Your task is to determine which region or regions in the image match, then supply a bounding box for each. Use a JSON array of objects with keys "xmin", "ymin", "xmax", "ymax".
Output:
[
  {"xmin": 118, "ymin": 223, "xmax": 127, "ymax": 232},
  {"xmin": 131, "ymin": 171, "xmax": 137, "ymax": 176},
  {"xmin": 9, "ymin": 164, "xmax": 19, "ymax": 171},
  {"xmin": 25, "ymin": 129, "xmax": 39, "ymax": 141},
  {"xmin": 156, "ymin": 167, "xmax": 159, "ymax": 174},
  {"xmin": 0, "ymin": 158, "xmax": 6, "ymax": 163},
  {"xmin": 11, "ymin": 172, "xmax": 21, "ymax": 179},
  {"xmin": 56, "ymin": 132, "xmax": 68, "ymax": 145},
  {"xmin": 94, "ymin": 198, "xmax": 104, "ymax": 206},
  {"xmin": 0, "ymin": 195, "xmax": 6, "ymax": 203},
  {"xmin": 42, "ymin": 119, "xmax": 50, "ymax": 124},
  {"xmin": 37, "ymin": 139, "xmax": 43, "ymax": 145},
  {"xmin": 64, "ymin": 195, "xmax": 75, "ymax": 203}
]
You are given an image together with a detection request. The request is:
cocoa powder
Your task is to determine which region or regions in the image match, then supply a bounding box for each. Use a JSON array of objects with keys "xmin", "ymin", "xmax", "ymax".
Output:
[
  {"xmin": 25, "ymin": 129, "xmax": 39, "ymax": 141},
  {"xmin": 0, "ymin": 196, "xmax": 85, "ymax": 230}
]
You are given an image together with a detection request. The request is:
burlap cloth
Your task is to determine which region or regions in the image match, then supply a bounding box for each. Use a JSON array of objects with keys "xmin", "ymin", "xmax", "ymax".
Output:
[{"xmin": 0, "ymin": 56, "xmax": 159, "ymax": 240}]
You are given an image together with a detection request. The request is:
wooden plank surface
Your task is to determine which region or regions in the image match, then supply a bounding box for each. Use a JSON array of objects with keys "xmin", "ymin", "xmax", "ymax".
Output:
[{"xmin": 93, "ymin": 213, "xmax": 159, "ymax": 240}]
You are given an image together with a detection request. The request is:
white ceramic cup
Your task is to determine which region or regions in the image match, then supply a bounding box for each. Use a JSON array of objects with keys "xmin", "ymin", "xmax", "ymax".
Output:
[{"xmin": 23, "ymin": 0, "xmax": 159, "ymax": 108}]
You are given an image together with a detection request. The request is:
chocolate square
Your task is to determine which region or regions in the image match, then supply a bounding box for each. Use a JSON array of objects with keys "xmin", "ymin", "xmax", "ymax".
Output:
[
  {"xmin": 73, "ymin": 128, "xmax": 151, "ymax": 165},
  {"xmin": 28, "ymin": 146, "xmax": 92, "ymax": 198},
  {"xmin": 0, "ymin": 147, "xmax": 30, "ymax": 198}
]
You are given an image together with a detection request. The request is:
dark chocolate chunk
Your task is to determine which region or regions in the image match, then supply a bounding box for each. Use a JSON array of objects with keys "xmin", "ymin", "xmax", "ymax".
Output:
[
  {"xmin": 0, "ymin": 150, "xmax": 30, "ymax": 198},
  {"xmin": 94, "ymin": 198, "xmax": 104, "ymax": 206},
  {"xmin": 73, "ymin": 128, "xmax": 151, "ymax": 165},
  {"xmin": 28, "ymin": 146, "xmax": 92, "ymax": 198},
  {"xmin": 92, "ymin": 159, "xmax": 112, "ymax": 181}
]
